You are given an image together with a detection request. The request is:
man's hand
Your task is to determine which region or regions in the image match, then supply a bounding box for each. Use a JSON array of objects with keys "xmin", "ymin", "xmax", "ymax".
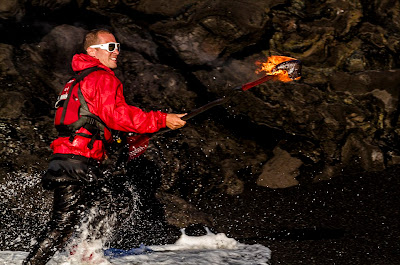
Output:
[{"xmin": 166, "ymin": 113, "xmax": 187, "ymax": 130}]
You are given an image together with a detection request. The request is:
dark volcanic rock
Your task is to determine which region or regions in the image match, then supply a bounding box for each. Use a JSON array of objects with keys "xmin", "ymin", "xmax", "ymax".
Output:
[{"xmin": 149, "ymin": 0, "xmax": 282, "ymax": 65}]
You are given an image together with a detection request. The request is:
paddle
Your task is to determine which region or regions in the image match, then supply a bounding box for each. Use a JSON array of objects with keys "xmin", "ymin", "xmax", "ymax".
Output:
[{"xmin": 119, "ymin": 56, "xmax": 302, "ymax": 162}]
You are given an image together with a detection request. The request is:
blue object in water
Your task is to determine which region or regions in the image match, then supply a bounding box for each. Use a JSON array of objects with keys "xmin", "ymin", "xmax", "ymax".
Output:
[{"xmin": 104, "ymin": 244, "xmax": 153, "ymax": 258}]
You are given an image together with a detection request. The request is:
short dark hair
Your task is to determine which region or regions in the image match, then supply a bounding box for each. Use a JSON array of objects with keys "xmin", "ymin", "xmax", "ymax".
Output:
[{"xmin": 84, "ymin": 29, "xmax": 113, "ymax": 51}]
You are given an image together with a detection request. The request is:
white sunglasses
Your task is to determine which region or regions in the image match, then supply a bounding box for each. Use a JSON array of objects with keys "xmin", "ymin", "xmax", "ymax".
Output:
[{"xmin": 89, "ymin": 42, "xmax": 120, "ymax": 52}]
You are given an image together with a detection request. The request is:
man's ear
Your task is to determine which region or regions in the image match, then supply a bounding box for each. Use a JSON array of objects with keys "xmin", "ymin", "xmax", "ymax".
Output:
[{"xmin": 87, "ymin": 47, "xmax": 96, "ymax": 57}]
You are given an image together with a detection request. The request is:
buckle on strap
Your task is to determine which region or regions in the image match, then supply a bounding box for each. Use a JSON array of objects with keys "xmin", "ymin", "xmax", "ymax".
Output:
[{"xmin": 67, "ymin": 132, "xmax": 99, "ymax": 150}]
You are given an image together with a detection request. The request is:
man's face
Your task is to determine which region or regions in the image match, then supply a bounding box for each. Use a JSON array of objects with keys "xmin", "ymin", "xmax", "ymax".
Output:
[{"xmin": 88, "ymin": 32, "xmax": 119, "ymax": 69}]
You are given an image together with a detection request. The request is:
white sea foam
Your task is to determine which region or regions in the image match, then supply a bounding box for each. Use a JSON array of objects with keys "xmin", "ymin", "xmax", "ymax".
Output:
[{"xmin": 0, "ymin": 229, "xmax": 271, "ymax": 265}]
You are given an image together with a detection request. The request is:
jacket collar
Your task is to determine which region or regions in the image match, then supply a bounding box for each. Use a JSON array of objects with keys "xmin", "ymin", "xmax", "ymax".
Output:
[{"xmin": 71, "ymin": 53, "xmax": 114, "ymax": 74}]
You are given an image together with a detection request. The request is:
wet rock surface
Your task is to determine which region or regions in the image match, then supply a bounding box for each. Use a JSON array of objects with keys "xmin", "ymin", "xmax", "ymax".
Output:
[{"xmin": 1, "ymin": 0, "xmax": 400, "ymax": 263}]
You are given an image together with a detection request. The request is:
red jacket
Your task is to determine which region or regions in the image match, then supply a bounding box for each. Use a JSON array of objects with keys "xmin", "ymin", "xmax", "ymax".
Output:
[{"xmin": 51, "ymin": 54, "xmax": 167, "ymax": 161}]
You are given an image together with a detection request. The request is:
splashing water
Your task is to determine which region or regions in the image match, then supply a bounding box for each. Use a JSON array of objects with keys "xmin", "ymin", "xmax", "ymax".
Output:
[
  {"xmin": 0, "ymin": 171, "xmax": 51, "ymax": 250},
  {"xmin": 0, "ymin": 228, "xmax": 271, "ymax": 265},
  {"xmin": 1, "ymin": 171, "xmax": 271, "ymax": 265}
]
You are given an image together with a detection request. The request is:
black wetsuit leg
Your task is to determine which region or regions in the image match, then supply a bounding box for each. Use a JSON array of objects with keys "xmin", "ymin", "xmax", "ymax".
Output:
[{"xmin": 23, "ymin": 184, "xmax": 84, "ymax": 265}]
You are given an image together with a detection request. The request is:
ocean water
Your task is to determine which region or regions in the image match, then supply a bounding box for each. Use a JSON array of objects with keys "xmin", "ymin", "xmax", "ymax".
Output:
[
  {"xmin": 3, "ymin": 165, "xmax": 400, "ymax": 264},
  {"xmin": 0, "ymin": 229, "xmax": 271, "ymax": 265},
  {"xmin": 0, "ymin": 171, "xmax": 271, "ymax": 265}
]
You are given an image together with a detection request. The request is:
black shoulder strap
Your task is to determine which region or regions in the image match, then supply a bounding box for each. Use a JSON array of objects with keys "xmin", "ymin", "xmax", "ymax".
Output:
[
  {"xmin": 76, "ymin": 66, "xmax": 104, "ymax": 83},
  {"xmin": 60, "ymin": 67, "xmax": 103, "ymax": 125}
]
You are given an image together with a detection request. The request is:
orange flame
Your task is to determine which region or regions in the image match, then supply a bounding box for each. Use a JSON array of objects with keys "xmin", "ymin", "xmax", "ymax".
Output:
[{"xmin": 256, "ymin": 55, "xmax": 299, "ymax": 82}]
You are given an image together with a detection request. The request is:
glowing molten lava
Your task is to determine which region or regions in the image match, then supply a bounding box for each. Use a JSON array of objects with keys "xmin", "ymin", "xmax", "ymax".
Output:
[
  {"xmin": 256, "ymin": 55, "xmax": 301, "ymax": 82},
  {"xmin": 240, "ymin": 56, "xmax": 301, "ymax": 91}
]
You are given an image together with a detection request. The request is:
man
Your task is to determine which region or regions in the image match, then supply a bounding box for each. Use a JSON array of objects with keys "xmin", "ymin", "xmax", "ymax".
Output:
[{"xmin": 23, "ymin": 29, "xmax": 186, "ymax": 264}]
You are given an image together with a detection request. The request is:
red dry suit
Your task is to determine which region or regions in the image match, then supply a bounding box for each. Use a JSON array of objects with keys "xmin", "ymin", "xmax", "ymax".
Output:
[{"xmin": 50, "ymin": 53, "xmax": 167, "ymax": 161}]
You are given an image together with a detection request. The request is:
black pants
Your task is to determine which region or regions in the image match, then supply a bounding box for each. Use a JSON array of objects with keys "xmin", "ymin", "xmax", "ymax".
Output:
[
  {"xmin": 23, "ymin": 185, "xmax": 84, "ymax": 265},
  {"xmin": 23, "ymin": 155, "xmax": 110, "ymax": 265}
]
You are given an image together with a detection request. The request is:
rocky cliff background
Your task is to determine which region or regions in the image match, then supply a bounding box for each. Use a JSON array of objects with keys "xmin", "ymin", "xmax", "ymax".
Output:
[{"xmin": 1, "ymin": 0, "xmax": 400, "ymax": 264}]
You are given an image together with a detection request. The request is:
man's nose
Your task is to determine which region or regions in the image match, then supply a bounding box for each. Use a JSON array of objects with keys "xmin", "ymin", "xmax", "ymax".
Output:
[{"xmin": 113, "ymin": 49, "xmax": 119, "ymax": 55}]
